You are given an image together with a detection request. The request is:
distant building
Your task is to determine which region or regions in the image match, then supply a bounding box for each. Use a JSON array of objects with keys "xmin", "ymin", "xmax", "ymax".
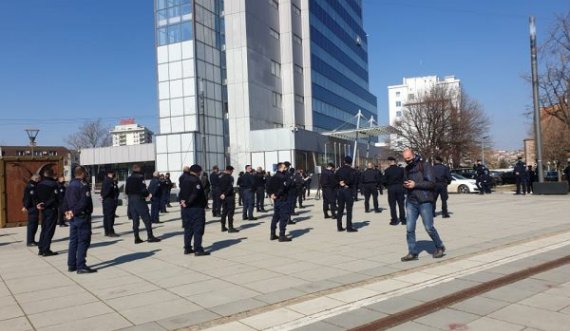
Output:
[
  {"xmin": 110, "ymin": 119, "xmax": 153, "ymax": 147},
  {"xmin": 387, "ymin": 75, "xmax": 461, "ymax": 149}
]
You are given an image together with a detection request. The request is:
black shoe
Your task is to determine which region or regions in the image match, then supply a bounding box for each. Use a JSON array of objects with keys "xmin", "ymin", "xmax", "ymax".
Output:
[
  {"xmin": 270, "ymin": 234, "xmax": 278, "ymax": 241},
  {"xmin": 338, "ymin": 227, "xmax": 346, "ymax": 232},
  {"xmin": 147, "ymin": 237, "xmax": 161, "ymax": 243},
  {"xmin": 249, "ymin": 217, "xmax": 258, "ymax": 221},
  {"xmin": 442, "ymin": 214, "xmax": 450, "ymax": 219},
  {"xmin": 114, "ymin": 215, "xmax": 119, "ymax": 218},
  {"xmin": 59, "ymin": 223, "xmax": 68, "ymax": 227},
  {"xmin": 365, "ymin": 210, "xmax": 371, "ymax": 213},
  {"xmin": 153, "ymin": 220, "xmax": 163, "ymax": 224},
  {"xmin": 27, "ymin": 242, "xmax": 38, "ymax": 247},
  {"xmin": 324, "ymin": 215, "xmax": 331, "ymax": 219},
  {"xmin": 228, "ymin": 228, "xmax": 240, "ymax": 233},
  {"xmin": 195, "ymin": 251, "xmax": 210, "ymax": 256},
  {"xmin": 109, "ymin": 233, "xmax": 120, "ymax": 237},
  {"xmin": 221, "ymin": 227, "xmax": 228, "ymax": 232},
  {"xmin": 278, "ymin": 236, "xmax": 292, "ymax": 242},
  {"xmin": 374, "ymin": 209, "xmax": 382, "ymax": 213},
  {"xmin": 389, "ymin": 221, "xmax": 399, "ymax": 226},
  {"xmin": 433, "ymin": 246, "xmax": 446, "ymax": 259},
  {"xmin": 401, "ymin": 221, "xmax": 407, "ymax": 225},
  {"xmin": 77, "ymin": 267, "xmax": 97, "ymax": 274},
  {"xmin": 347, "ymin": 228, "xmax": 358, "ymax": 233},
  {"xmin": 184, "ymin": 248, "xmax": 195, "ymax": 255},
  {"xmin": 287, "ymin": 220, "xmax": 296, "ymax": 225},
  {"xmin": 43, "ymin": 250, "xmax": 58, "ymax": 257},
  {"xmin": 134, "ymin": 237, "xmax": 144, "ymax": 244},
  {"xmin": 242, "ymin": 217, "xmax": 247, "ymax": 221},
  {"xmin": 68, "ymin": 267, "xmax": 77, "ymax": 272},
  {"xmin": 38, "ymin": 251, "xmax": 44, "ymax": 256},
  {"xmin": 401, "ymin": 254, "xmax": 419, "ymax": 262}
]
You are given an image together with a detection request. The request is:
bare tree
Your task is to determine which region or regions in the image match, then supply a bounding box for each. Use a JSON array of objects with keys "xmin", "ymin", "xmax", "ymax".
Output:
[
  {"xmin": 393, "ymin": 85, "xmax": 490, "ymax": 166},
  {"xmin": 538, "ymin": 11, "xmax": 570, "ymax": 128},
  {"xmin": 65, "ymin": 119, "xmax": 111, "ymax": 150}
]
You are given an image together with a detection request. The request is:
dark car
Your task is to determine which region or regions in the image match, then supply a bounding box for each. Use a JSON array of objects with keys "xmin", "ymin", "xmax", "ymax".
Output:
[
  {"xmin": 501, "ymin": 171, "xmax": 516, "ymax": 185},
  {"xmin": 489, "ymin": 171, "xmax": 503, "ymax": 186}
]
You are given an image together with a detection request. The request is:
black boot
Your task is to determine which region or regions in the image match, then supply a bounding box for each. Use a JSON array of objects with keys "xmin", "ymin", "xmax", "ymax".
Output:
[{"xmin": 134, "ymin": 236, "xmax": 143, "ymax": 244}]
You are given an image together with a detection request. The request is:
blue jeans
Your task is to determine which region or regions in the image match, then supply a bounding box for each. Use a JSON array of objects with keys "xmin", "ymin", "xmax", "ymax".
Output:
[
  {"xmin": 406, "ymin": 201, "xmax": 444, "ymax": 255},
  {"xmin": 68, "ymin": 216, "xmax": 92, "ymax": 269}
]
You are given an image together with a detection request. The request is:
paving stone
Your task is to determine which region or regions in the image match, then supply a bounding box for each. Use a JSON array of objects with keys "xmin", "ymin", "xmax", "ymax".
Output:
[
  {"xmin": 466, "ymin": 316, "xmax": 526, "ymax": 331},
  {"xmin": 451, "ymin": 296, "xmax": 511, "ymax": 316},
  {"xmin": 209, "ymin": 298, "xmax": 267, "ymax": 316},
  {"xmin": 120, "ymin": 299, "xmax": 202, "ymax": 325},
  {"xmin": 201, "ymin": 321, "xmax": 257, "ymax": 331},
  {"xmin": 489, "ymin": 303, "xmax": 570, "ymax": 331},
  {"xmin": 388, "ymin": 321, "xmax": 441, "ymax": 331},
  {"xmin": 518, "ymin": 293, "xmax": 570, "ymax": 312},
  {"xmin": 366, "ymin": 296, "xmax": 424, "ymax": 314},
  {"xmin": 481, "ymin": 287, "xmax": 537, "ymax": 303},
  {"xmin": 293, "ymin": 321, "xmax": 345, "ymax": 331},
  {"xmin": 117, "ymin": 322, "xmax": 166, "ymax": 331},
  {"xmin": 323, "ymin": 308, "xmax": 386, "ymax": 329},
  {"xmin": 240, "ymin": 308, "xmax": 304, "ymax": 330},
  {"xmin": 288, "ymin": 297, "xmax": 345, "ymax": 315},
  {"xmin": 37, "ymin": 312, "xmax": 132, "ymax": 331},
  {"xmin": 413, "ymin": 308, "xmax": 480, "ymax": 330},
  {"xmin": 0, "ymin": 317, "xmax": 33, "ymax": 331},
  {"xmin": 28, "ymin": 302, "xmax": 114, "ymax": 329},
  {"xmin": 254, "ymin": 288, "xmax": 307, "ymax": 304},
  {"xmin": 156, "ymin": 309, "xmax": 220, "ymax": 330}
]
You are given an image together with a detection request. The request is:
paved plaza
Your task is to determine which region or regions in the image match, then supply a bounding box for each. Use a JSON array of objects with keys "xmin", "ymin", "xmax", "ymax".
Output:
[{"xmin": 1, "ymin": 192, "xmax": 569, "ymax": 331}]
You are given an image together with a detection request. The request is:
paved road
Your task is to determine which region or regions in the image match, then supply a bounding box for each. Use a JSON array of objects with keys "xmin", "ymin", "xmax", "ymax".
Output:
[{"xmin": 0, "ymin": 193, "xmax": 568, "ymax": 331}]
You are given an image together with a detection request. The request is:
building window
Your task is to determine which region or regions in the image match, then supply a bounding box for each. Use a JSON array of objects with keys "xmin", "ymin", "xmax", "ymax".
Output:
[
  {"xmin": 294, "ymin": 64, "xmax": 303, "ymax": 74},
  {"xmin": 292, "ymin": 4, "xmax": 301, "ymax": 15},
  {"xmin": 272, "ymin": 92, "xmax": 282, "ymax": 108},
  {"xmin": 395, "ymin": 101, "xmax": 402, "ymax": 107},
  {"xmin": 293, "ymin": 34, "xmax": 302, "ymax": 45},
  {"xmin": 295, "ymin": 94, "xmax": 304, "ymax": 104},
  {"xmin": 270, "ymin": 0, "xmax": 278, "ymax": 9},
  {"xmin": 396, "ymin": 111, "xmax": 402, "ymax": 117},
  {"xmin": 269, "ymin": 28, "xmax": 279, "ymax": 40},
  {"xmin": 395, "ymin": 91, "xmax": 400, "ymax": 97},
  {"xmin": 270, "ymin": 60, "xmax": 281, "ymax": 77},
  {"xmin": 408, "ymin": 94, "xmax": 415, "ymax": 100}
]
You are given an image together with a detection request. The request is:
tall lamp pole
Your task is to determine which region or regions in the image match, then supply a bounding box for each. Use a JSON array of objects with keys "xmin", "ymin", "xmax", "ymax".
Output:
[
  {"xmin": 25, "ymin": 129, "xmax": 40, "ymax": 157},
  {"xmin": 530, "ymin": 16, "xmax": 544, "ymax": 183}
]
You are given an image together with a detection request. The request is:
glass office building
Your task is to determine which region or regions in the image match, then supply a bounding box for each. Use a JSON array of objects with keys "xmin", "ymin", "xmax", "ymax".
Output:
[
  {"xmin": 309, "ymin": 0, "xmax": 377, "ymax": 131},
  {"xmin": 154, "ymin": 0, "xmax": 226, "ymax": 179}
]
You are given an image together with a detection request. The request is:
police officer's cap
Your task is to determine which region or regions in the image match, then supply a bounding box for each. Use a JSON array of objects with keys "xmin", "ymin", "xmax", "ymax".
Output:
[
  {"xmin": 344, "ymin": 156, "xmax": 353, "ymax": 164},
  {"xmin": 327, "ymin": 162, "xmax": 335, "ymax": 168},
  {"xmin": 226, "ymin": 165, "xmax": 234, "ymax": 171},
  {"xmin": 387, "ymin": 156, "xmax": 396, "ymax": 161},
  {"xmin": 283, "ymin": 161, "xmax": 291, "ymax": 167},
  {"xmin": 189, "ymin": 164, "xmax": 202, "ymax": 173}
]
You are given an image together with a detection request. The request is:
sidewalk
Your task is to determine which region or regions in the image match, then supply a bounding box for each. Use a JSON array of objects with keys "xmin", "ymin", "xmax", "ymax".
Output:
[{"xmin": 0, "ymin": 193, "xmax": 568, "ymax": 331}]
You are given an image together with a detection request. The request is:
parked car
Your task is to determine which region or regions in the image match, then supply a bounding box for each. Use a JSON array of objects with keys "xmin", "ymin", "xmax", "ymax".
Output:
[
  {"xmin": 451, "ymin": 168, "xmax": 476, "ymax": 180},
  {"xmin": 489, "ymin": 171, "xmax": 504, "ymax": 186},
  {"xmin": 501, "ymin": 171, "xmax": 516, "ymax": 185},
  {"xmin": 449, "ymin": 174, "xmax": 479, "ymax": 194}
]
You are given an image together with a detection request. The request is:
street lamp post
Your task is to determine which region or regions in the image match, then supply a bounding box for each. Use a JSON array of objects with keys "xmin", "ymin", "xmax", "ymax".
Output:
[
  {"xmin": 480, "ymin": 135, "xmax": 490, "ymax": 165},
  {"xmin": 25, "ymin": 129, "xmax": 40, "ymax": 157},
  {"xmin": 530, "ymin": 16, "xmax": 545, "ymax": 183}
]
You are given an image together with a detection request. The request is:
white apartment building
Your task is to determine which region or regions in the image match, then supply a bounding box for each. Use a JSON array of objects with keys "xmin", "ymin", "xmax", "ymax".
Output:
[
  {"xmin": 387, "ymin": 75, "xmax": 460, "ymax": 149},
  {"xmin": 110, "ymin": 120, "xmax": 154, "ymax": 147}
]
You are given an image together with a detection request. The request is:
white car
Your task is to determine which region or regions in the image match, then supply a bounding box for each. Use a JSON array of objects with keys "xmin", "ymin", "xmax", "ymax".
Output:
[{"xmin": 449, "ymin": 174, "xmax": 479, "ymax": 194}]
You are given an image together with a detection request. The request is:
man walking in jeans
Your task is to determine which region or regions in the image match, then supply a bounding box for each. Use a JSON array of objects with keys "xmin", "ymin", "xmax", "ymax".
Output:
[{"xmin": 401, "ymin": 149, "xmax": 445, "ymax": 261}]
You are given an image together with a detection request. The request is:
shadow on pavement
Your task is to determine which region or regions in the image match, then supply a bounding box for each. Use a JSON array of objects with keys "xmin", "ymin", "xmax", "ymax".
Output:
[
  {"xmin": 289, "ymin": 227, "xmax": 313, "ymax": 238},
  {"xmin": 0, "ymin": 240, "xmax": 22, "ymax": 247},
  {"xmin": 91, "ymin": 249, "xmax": 161, "ymax": 270},
  {"xmin": 159, "ymin": 230, "xmax": 184, "ymax": 240},
  {"xmin": 293, "ymin": 216, "xmax": 311, "ymax": 222},
  {"xmin": 206, "ymin": 237, "xmax": 247, "ymax": 252},
  {"xmin": 353, "ymin": 221, "xmax": 370, "ymax": 229},
  {"xmin": 239, "ymin": 222, "xmax": 262, "ymax": 230},
  {"xmin": 90, "ymin": 239, "xmax": 123, "ymax": 248}
]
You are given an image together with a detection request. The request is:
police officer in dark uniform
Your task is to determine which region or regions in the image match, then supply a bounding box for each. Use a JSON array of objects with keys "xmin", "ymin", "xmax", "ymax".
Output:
[
  {"xmin": 112, "ymin": 174, "xmax": 120, "ymax": 218},
  {"xmin": 219, "ymin": 166, "xmax": 239, "ymax": 233},
  {"xmin": 22, "ymin": 174, "xmax": 41, "ymax": 246},
  {"xmin": 335, "ymin": 156, "xmax": 358, "ymax": 232},
  {"xmin": 375, "ymin": 165, "xmax": 384, "ymax": 196},
  {"xmin": 148, "ymin": 172, "xmax": 162, "ymax": 224},
  {"xmin": 101, "ymin": 169, "xmax": 119, "ymax": 236},
  {"xmin": 241, "ymin": 165, "xmax": 256, "ymax": 220},
  {"xmin": 383, "ymin": 157, "xmax": 406, "ymax": 225},
  {"xmin": 514, "ymin": 157, "xmax": 527, "ymax": 195},
  {"xmin": 210, "ymin": 166, "xmax": 222, "ymax": 217},
  {"xmin": 319, "ymin": 163, "xmax": 337, "ymax": 219},
  {"xmin": 293, "ymin": 169, "xmax": 305, "ymax": 209},
  {"xmin": 361, "ymin": 162, "xmax": 381, "ymax": 213},
  {"xmin": 284, "ymin": 162, "xmax": 298, "ymax": 224},
  {"xmin": 255, "ymin": 167, "xmax": 267, "ymax": 212},
  {"xmin": 473, "ymin": 160, "xmax": 492, "ymax": 194},
  {"xmin": 179, "ymin": 164, "xmax": 210, "ymax": 256},
  {"xmin": 125, "ymin": 164, "xmax": 161, "ymax": 244},
  {"xmin": 267, "ymin": 162, "xmax": 292, "ymax": 242},
  {"xmin": 36, "ymin": 167, "xmax": 60, "ymax": 256},
  {"xmin": 159, "ymin": 174, "xmax": 171, "ymax": 213},
  {"xmin": 56, "ymin": 176, "xmax": 68, "ymax": 227},
  {"xmin": 433, "ymin": 156, "xmax": 452, "ymax": 218},
  {"xmin": 63, "ymin": 166, "xmax": 96, "ymax": 274}
]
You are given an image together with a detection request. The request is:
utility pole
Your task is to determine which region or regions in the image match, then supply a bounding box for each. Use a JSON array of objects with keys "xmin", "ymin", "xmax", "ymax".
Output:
[
  {"xmin": 352, "ymin": 109, "xmax": 362, "ymax": 167},
  {"xmin": 530, "ymin": 16, "xmax": 544, "ymax": 182}
]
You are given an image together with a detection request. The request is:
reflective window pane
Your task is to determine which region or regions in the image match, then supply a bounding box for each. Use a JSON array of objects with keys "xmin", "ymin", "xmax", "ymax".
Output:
[
  {"xmin": 157, "ymin": 0, "xmax": 167, "ymax": 10},
  {"xmin": 168, "ymin": 24, "xmax": 181, "ymax": 44},
  {"xmin": 157, "ymin": 27, "xmax": 168, "ymax": 46},
  {"xmin": 181, "ymin": 22, "xmax": 192, "ymax": 41}
]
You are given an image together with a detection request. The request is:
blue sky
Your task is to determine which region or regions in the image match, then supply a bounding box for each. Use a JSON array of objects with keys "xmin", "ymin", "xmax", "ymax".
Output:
[{"xmin": 0, "ymin": 0, "xmax": 568, "ymax": 150}]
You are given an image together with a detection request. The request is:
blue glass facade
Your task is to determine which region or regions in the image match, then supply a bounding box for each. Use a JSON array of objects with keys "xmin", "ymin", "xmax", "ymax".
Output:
[
  {"xmin": 156, "ymin": 0, "xmax": 193, "ymax": 46},
  {"xmin": 309, "ymin": 0, "xmax": 377, "ymax": 132}
]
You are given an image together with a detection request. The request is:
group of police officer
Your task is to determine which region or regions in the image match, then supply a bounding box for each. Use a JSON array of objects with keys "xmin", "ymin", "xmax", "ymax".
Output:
[{"xmin": 23, "ymin": 149, "xmax": 454, "ymax": 273}]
